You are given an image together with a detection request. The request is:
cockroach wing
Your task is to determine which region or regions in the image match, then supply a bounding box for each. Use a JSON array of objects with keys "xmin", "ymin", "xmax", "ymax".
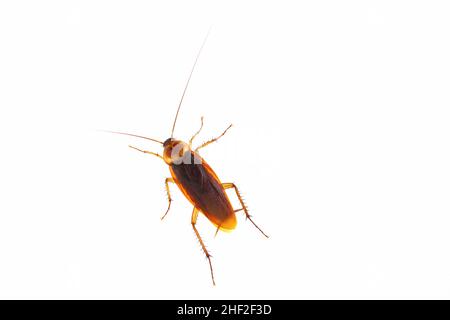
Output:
[{"xmin": 169, "ymin": 152, "xmax": 237, "ymax": 231}]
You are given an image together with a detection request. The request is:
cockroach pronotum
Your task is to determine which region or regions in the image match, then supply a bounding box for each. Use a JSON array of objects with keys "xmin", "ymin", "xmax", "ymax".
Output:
[{"xmin": 106, "ymin": 32, "xmax": 268, "ymax": 285}]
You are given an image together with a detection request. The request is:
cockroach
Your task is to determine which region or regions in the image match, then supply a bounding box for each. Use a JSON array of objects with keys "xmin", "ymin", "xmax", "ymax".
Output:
[{"xmin": 106, "ymin": 32, "xmax": 268, "ymax": 285}]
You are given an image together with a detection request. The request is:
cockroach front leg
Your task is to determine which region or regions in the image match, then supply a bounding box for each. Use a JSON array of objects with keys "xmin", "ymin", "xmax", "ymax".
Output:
[
  {"xmin": 160, "ymin": 178, "xmax": 174, "ymax": 220},
  {"xmin": 191, "ymin": 207, "xmax": 216, "ymax": 285},
  {"xmin": 222, "ymin": 183, "xmax": 269, "ymax": 238},
  {"xmin": 189, "ymin": 116, "xmax": 204, "ymax": 148},
  {"xmin": 195, "ymin": 124, "xmax": 232, "ymax": 152},
  {"xmin": 128, "ymin": 145, "xmax": 163, "ymax": 160}
]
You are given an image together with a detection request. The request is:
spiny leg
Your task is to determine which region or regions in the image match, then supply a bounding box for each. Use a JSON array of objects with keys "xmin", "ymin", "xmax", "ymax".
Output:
[
  {"xmin": 191, "ymin": 207, "xmax": 216, "ymax": 286},
  {"xmin": 128, "ymin": 145, "xmax": 163, "ymax": 160},
  {"xmin": 222, "ymin": 182, "xmax": 269, "ymax": 238},
  {"xmin": 160, "ymin": 178, "xmax": 174, "ymax": 220},
  {"xmin": 189, "ymin": 116, "xmax": 204, "ymax": 148},
  {"xmin": 195, "ymin": 124, "xmax": 232, "ymax": 152}
]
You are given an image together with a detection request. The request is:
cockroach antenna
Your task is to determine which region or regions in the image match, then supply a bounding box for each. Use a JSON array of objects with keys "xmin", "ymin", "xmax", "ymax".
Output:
[
  {"xmin": 101, "ymin": 130, "xmax": 163, "ymax": 145},
  {"xmin": 170, "ymin": 28, "xmax": 211, "ymax": 138}
]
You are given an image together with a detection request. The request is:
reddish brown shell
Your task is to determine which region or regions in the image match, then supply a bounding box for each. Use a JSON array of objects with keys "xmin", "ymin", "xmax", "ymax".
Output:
[{"xmin": 169, "ymin": 150, "xmax": 237, "ymax": 231}]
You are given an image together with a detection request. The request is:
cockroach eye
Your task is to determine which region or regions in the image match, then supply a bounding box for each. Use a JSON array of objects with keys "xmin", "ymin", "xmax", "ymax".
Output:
[{"xmin": 163, "ymin": 138, "xmax": 174, "ymax": 147}]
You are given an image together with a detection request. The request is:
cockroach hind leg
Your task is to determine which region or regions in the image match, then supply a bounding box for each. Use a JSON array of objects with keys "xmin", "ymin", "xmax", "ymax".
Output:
[
  {"xmin": 223, "ymin": 182, "xmax": 269, "ymax": 239},
  {"xmin": 191, "ymin": 207, "xmax": 216, "ymax": 286},
  {"xmin": 160, "ymin": 178, "xmax": 174, "ymax": 220},
  {"xmin": 214, "ymin": 224, "xmax": 221, "ymax": 238}
]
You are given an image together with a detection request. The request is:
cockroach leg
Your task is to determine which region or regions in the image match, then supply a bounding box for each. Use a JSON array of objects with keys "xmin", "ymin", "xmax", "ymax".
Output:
[
  {"xmin": 222, "ymin": 183, "xmax": 269, "ymax": 238},
  {"xmin": 214, "ymin": 224, "xmax": 222, "ymax": 238},
  {"xmin": 191, "ymin": 207, "xmax": 216, "ymax": 286},
  {"xmin": 189, "ymin": 116, "xmax": 204, "ymax": 148},
  {"xmin": 194, "ymin": 124, "xmax": 232, "ymax": 152},
  {"xmin": 128, "ymin": 145, "xmax": 163, "ymax": 160},
  {"xmin": 160, "ymin": 178, "xmax": 174, "ymax": 220}
]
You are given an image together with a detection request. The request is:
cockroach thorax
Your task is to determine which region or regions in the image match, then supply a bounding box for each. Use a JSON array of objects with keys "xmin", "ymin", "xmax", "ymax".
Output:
[{"xmin": 163, "ymin": 139, "xmax": 190, "ymax": 165}]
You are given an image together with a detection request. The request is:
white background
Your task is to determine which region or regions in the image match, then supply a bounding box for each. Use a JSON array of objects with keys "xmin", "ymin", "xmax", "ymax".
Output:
[{"xmin": 1, "ymin": 1, "xmax": 450, "ymax": 299}]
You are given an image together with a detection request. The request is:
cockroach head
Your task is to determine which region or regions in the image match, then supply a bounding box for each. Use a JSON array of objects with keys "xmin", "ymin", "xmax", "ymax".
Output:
[{"xmin": 163, "ymin": 138, "xmax": 174, "ymax": 148}]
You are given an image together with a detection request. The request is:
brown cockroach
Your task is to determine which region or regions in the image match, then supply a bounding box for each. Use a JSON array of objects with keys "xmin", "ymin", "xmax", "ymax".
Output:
[{"xmin": 107, "ymin": 32, "xmax": 268, "ymax": 285}]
